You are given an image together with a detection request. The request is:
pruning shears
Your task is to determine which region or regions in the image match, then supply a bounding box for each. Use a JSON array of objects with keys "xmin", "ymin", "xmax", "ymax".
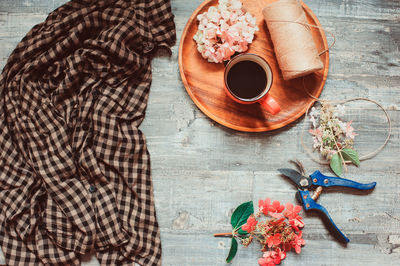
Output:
[{"xmin": 278, "ymin": 161, "xmax": 376, "ymax": 243}]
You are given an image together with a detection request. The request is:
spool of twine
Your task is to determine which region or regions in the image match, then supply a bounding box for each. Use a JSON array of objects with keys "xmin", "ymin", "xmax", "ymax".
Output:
[{"xmin": 262, "ymin": 0, "xmax": 324, "ymax": 80}]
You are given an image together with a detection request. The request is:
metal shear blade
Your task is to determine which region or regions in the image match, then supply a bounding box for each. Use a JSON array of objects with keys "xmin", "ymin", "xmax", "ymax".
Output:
[{"xmin": 278, "ymin": 168, "xmax": 310, "ymax": 189}]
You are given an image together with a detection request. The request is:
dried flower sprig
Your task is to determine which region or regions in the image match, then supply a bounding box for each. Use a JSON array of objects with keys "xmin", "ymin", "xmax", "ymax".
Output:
[
  {"xmin": 216, "ymin": 199, "xmax": 305, "ymax": 265},
  {"xmin": 308, "ymin": 101, "xmax": 360, "ymax": 176}
]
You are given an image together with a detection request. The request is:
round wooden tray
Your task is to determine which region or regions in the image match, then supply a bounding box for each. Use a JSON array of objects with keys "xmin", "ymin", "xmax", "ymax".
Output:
[{"xmin": 178, "ymin": 0, "xmax": 329, "ymax": 132}]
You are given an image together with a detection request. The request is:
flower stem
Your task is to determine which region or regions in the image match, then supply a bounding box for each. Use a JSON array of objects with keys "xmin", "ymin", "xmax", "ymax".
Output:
[
  {"xmin": 328, "ymin": 124, "xmax": 347, "ymax": 172},
  {"xmin": 252, "ymin": 233, "xmax": 264, "ymax": 243},
  {"xmin": 213, "ymin": 232, "xmax": 233, "ymax": 237}
]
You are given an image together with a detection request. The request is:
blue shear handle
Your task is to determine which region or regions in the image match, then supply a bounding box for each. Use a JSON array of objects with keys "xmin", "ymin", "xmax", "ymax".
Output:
[
  {"xmin": 310, "ymin": 170, "xmax": 377, "ymax": 190},
  {"xmin": 298, "ymin": 190, "xmax": 350, "ymax": 243}
]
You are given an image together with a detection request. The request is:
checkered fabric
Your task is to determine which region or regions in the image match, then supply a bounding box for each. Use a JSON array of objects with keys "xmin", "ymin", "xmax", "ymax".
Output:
[{"xmin": 0, "ymin": 0, "xmax": 175, "ymax": 265}]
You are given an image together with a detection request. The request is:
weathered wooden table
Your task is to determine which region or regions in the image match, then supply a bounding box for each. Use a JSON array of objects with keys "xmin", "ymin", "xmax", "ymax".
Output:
[{"xmin": 0, "ymin": 0, "xmax": 399, "ymax": 265}]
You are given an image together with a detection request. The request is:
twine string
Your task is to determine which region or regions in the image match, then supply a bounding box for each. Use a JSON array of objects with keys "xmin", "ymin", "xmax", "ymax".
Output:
[
  {"xmin": 264, "ymin": 19, "xmax": 336, "ymax": 57},
  {"xmin": 264, "ymin": 2, "xmax": 391, "ymax": 164},
  {"xmin": 262, "ymin": 0, "xmax": 326, "ymax": 79}
]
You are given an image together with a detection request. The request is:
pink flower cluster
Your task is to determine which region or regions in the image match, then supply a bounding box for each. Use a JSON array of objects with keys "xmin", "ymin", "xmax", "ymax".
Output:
[
  {"xmin": 308, "ymin": 103, "xmax": 358, "ymax": 160},
  {"xmin": 240, "ymin": 198, "xmax": 305, "ymax": 266},
  {"xmin": 193, "ymin": 0, "xmax": 258, "ymax": 63}
]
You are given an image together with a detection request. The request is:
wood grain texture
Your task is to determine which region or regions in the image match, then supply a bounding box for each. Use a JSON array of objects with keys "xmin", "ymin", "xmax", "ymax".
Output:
[
  {"xmin": 1, "ymin": 0, "xmax": 400, "ymax": 266},
  {"xmin": 179, "ymin": 0, "xmax": 329, "ymax": 132}
]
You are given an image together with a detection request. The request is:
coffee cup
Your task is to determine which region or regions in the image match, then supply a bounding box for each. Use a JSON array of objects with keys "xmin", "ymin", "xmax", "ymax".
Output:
[{"xmin": 224, "ymin": 53, "xmax": 280, "ymax": 115}]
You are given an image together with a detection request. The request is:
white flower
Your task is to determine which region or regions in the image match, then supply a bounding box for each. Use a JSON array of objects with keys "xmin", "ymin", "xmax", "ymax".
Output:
[
  {"xmin": 336, "ymin": 104, "xmax": 345, "ymax": 116},
  {"xmin": 245, "ymin": 12, "xmax": 256, "ymax": 26},
  {"xmin": 309, "ymin": 115, "xmax": 317, "ymax": 128},
  {"xmin": 322, "ymin": 130, "xmax": 330, "ymax": 140},
  {"xmin": 312, "ymin": 136, "xmax": 321, "ymax": 149},
  {"xmin": 309, "ymin": 107, "xmax": 319, "ymax": 117},
  {"xmin": 219, "ymin": 0, "xmax": 229, "ymax": 6},
  {"xmin": 230, "ymin": 0, "xmax": 242, "ymax": 10},
  {"xmin": 220, "ymin": 9, "xmax": 230, "ymax": 20},
  {"xmin": 338, "ymin": 120, "xmax": 347, "ymax": 131},
  {"xmin": 197, "ymin": 44, "xmax": 204, "ymax": 53}
]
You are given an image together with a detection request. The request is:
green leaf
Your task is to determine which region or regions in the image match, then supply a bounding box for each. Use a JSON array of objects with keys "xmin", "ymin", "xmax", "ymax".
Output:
[
  {"xmin": 226, "ymin": 238, "xmax": 238, "ymax": 263},
  {"xmin": 341, "ymin": 148, "xmax": 360, "ymax": 167},
  {"xmin": 330, "ymin": 153, "xmax": 343, "ymax": 176},
  {"xmin": 237, "ymin": 228, "xmax": 249, "ymax": 235},
  {"xmin": 230, "ymin": 201, "xmax": 254, "ymax": 230}
]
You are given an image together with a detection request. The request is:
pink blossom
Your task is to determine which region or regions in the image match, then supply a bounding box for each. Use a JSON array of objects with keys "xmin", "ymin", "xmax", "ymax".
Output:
[
  {"xmin": 242, "ymin": 216, "xmax": 258, "ymax": 233},
  {"xmin": 268, "ymin": 200, "xmax": 285, "ymax": 218},
  {"xmin": 272, "ymin": 248, "xmax": 286, "ymax": 264},
  {"xmin": 259, "ymin": 198, "xmax": 270, "ymax": 215},
  {"xmin": 289, "ymin": 217, "xmax": 304, "ymax": 232},
  {"xmin": 283, "ymin": 203, "xmax": 302, "ymax": 220},
  {"xmin": 269, "ymin": 212, "xmax": 283, "ymax": 219},
  {"xmin": 258, "ymin": 257, "xmax": 275, "ymax": 266},
  {"xmin": 346, "ymin": 121, "xmax": 357, "ymax": 139},
  {"xmin": 259, "ymin": 248, "xmax": 286, "ymax": 265},
  {"xmin": 272, "ymin": 201, "xmax": 285, "ymax": 213},
  {"xmin": 309, "ymin": 128, "xmax": 323, "ymax": 149},
  {"xmin": 270, "ymin": 218, "xmax": 285, "ymax": 226},
  {"xmin": 309, "ymin": 128, "xmax": 322, "ymax": 136},
  {"xmin": 266, "ymin": 234, "xmax": 281, "ymax": 248},
  {"xmin": 221, "ymin": 31, "xmax": 234, "ymax": 46},
  {"xmin": 193, "ymin": 0, "xmax": 258, "ymax": 63},
  {"xmin": 309, "ymin": 128, "xmax": 322, "ymax": 139},
  {"xmin": 241, "ymin": 199, "xmax": 306, "ymax": 264},
  {"xmin": 238, "ymin": 39, "xmax": 248, "ymax": 52},
  {"xmin": 259, "ymin": 198, "xmax": 282, "ymax": 216},
  {"xmin": 291, "ymin": 231, "xmax": 306, "ymax": 254},
  {"xmin": 206, "ymin": 28, "xmax": 217, "ymax": 39}
]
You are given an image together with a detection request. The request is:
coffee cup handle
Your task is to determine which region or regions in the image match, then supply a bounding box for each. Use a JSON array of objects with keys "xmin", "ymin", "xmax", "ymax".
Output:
[{"xmin": 259, "ymin": 94, "xmax": 281, "ymax": 115}]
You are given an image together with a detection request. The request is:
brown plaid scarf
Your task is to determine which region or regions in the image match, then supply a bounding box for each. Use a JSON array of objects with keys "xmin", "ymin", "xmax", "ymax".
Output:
[{"xmin": 0, "ymin": 0, "xmax": 175, "ymax": 265}]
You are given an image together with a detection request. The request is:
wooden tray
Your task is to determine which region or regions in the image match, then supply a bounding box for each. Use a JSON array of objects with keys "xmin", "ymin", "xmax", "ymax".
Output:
[{"xmin": 178, "ymin": 0, "xmax": 329, "ymax": 132}]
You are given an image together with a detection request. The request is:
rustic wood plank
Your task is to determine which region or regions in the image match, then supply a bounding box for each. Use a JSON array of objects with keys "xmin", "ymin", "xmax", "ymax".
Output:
[
  {"xmin": 0, "ymin": 0, "xmax": 66, "ymax": 13},
  {"xmin": 0, "ymin": 0, "xmax": 399, "ymax": 265},
  {"xmin": 3, "ymin": 0, "xmax": 398, "ymax": 21}
]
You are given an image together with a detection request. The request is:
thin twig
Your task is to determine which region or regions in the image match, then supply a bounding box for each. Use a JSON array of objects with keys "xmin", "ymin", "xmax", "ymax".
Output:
[
  {"xmin": 328, "ymin": 123, "xmax": 348, "ymax": 172},
  {"xmin": 385, "ymin": 212, "xmax": 400, "ymax": 222}
]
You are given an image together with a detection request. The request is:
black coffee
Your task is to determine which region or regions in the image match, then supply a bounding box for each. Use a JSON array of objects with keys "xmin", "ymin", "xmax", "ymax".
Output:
[{"xmin": 227, "ymin": 60, "xmax": 267, "ymax": 100}]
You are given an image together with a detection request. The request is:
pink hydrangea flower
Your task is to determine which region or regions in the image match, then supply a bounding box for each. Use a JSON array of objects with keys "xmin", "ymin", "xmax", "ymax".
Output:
[
  {"xmin": 283, "ymin": 203, "xmax": 302, "ymax": 220},
  {"xmin": 291, "ymin": 231, "xmax": 306, "ymax": 254},
  {"xmin": 346, "ymin": 121, "xmax": 358, "ymax": 139},
  {"xmin": 269, "ymin": 200, "xmax": 285, "ymax": 218},
  {"xmin": 309, "ymin": 128, "xmax": 322, "ymax": 138},
  {"xmin": 289, "ymin": 217, "xmax": 304, "ymax": 232},
  {"xmin": 242, "ymin": 215, "xmax": 258, "ymax": 233},
  {"xmin": 258, "ymin": 257, "xmax": 275, "ymax": 266},
  {"xmin": 193, "ymin": 0, "xmax": 258, "ymax": 63},
  {"xmin": 258, "ymin": 248, "xmax": 286, "ymax": 266},
  {"xmin": 266, "ymin": 233, "xmax": 281, "ymax": 248},
  {"xmin": 259, "ymin": 198, "xmax": 274, "ymax": 216},
  {"xmin": 259, "ymin": 198, "xmax": 285, "ymax": 217}
]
